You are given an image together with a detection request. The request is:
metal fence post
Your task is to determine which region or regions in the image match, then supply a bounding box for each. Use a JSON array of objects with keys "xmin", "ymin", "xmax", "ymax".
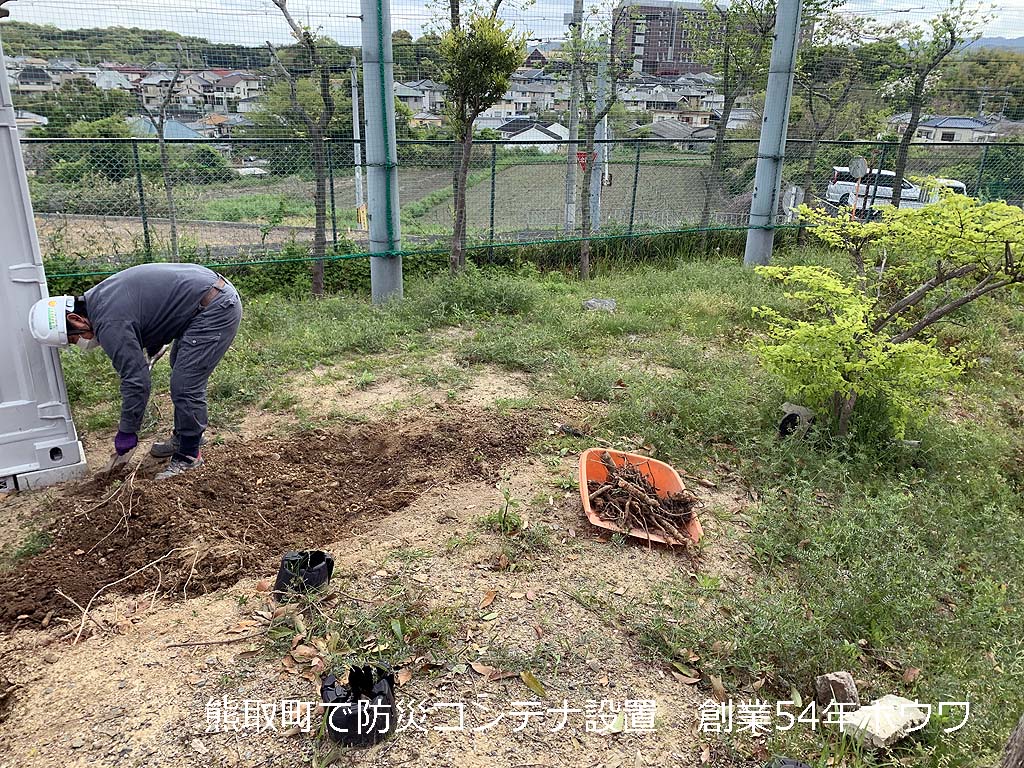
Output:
[
  {"xmin": 488, "ymin": 143, "xmax": 497, "ymax": 260},
  {"xmin": 866, "ymin": 142, "xmax": 888, "ymax": 215},
  {"xmin": 974, "ymin": 144, "xmax": 990, "ymax": 200},
  {"xmin": 628, "ymin": 141, "xmax": 641, "ymax": 237},
  {"xmin": 131, "ymin": 140, "xmax": 152, "ymax": 261},
  {"xmin": 327, "ymin": 140, "xmax": 338, "ymax": 247}
]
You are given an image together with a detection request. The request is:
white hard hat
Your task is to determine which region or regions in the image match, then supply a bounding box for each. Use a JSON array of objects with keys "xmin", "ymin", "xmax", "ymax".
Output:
[{"xmin": 28, "ymin": 295, "xmax": 75, "ymax": 347}]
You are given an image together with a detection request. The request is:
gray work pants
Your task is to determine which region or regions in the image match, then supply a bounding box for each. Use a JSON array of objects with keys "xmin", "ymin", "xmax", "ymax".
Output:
[{"xmin": 168, "ymin": 281, "xmax": 242, "ymax": 457}]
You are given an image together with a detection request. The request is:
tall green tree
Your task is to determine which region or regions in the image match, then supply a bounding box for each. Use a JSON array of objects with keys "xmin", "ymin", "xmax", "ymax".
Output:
[{"xmin": 439, "ymin": 4, "xmax": 524, "ymax": 273}]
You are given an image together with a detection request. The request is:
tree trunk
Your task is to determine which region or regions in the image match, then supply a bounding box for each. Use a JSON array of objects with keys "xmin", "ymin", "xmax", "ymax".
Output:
[
  {"xmin": 157, "ymin": 133, "xmax": 179, "ymax": 262},
  {"xmin": 700, "ymin": 92, "xmax": 736, "ymax": 237},
  {"xmin": 450, "ymin": 129, "xmax": 474, "ymax": 274},
  {"xmin": 891, "ymin": 80, "xmax": 925, "ymax": 210},
  {"xmin": 579, "ymin": 121, "xmax": 596, "ymax": 280},
  {"xmin": 836, "ymin": 390, "xmax": 857, "ymax": 437},
  {"xmin": 310, "ymin": 129, "xmax": 327, "ymax": 296},
  {"xmin": 1001, "ymin": 714, "xmax": 1024, "ymax": 768},
  {"xmin": 796, "ymin": 134, "xmax": 822, "ymax": 246}
]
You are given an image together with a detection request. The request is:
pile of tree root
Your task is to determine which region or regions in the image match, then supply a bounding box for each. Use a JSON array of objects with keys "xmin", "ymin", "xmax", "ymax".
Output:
[{"xmin": 587, "ymin": 451, "xmax": 698, "ymax": 545}]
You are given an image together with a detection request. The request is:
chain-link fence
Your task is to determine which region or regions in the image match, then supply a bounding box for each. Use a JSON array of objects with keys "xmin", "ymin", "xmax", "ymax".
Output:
[{"xmin": 22, "ymin": 135, "xmax": 1023, "ymax": 270}]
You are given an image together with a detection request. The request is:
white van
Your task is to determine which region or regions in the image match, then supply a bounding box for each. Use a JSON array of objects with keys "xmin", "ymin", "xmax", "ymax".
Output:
[{"xmin": 826, "ymin": 167, "xmax": 921, "ymax": 207}]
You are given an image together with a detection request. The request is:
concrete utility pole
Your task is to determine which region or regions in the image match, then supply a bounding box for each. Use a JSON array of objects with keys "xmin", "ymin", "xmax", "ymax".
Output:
[
  {"xmin": 588, "ymin": 40, "xmax": 608, "ymax": 235},
  {"xmin": 349, "ymin": 55, "xmax": 366, "ymax": 221},
  {"xmin": 360, "ymin": 0, "xmax": 403, "ymax": 302},
  {"xmin": 743, "ymin": 0, "xmax": 802, "ymax": 267},
  {"xmin": 0, "ymin": 26, "xmax": 87, "ymax": 489},
  {"xmin": 563, "ymin": 0, "xmax": 583, "ymax": 234}
]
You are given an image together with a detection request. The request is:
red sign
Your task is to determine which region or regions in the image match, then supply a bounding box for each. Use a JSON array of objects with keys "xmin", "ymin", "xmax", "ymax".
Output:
[{"xmin": 576, "ymin": 151, "xmax": 598, "ymax": 171}]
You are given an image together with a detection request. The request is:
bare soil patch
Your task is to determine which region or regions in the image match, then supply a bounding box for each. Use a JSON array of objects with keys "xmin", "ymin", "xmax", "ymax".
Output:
[{"xmin": 0, "ymin": 408, "xmax": 539, "ymax": 628}]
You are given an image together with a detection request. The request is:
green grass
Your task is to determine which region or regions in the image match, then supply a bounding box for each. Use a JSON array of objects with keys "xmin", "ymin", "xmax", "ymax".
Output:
[
  {"xmin": 193, "ymin": 193, "xmax": 316, "ymax": 224},
  {"xmin": 63, "ymin": 249, "xmax": 1024, "ymax": 767}
]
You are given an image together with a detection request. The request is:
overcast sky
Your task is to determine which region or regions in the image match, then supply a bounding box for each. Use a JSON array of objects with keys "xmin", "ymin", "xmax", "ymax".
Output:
[{"xmin": 1, "ymin": 0, "xmax": 1021, "ymax": 49}]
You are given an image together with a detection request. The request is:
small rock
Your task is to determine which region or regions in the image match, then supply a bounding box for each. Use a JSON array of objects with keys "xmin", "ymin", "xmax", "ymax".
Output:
[
  {"xmin": 814, "ymin": 671, "xmax": 859, "ymax": 708},
  {"xmin": 582, "ymin": 298, "xmax": 616, "ymax": 312},
  {"xmin": 840, "ymin": 694, "xmax": 929, "ymax": 748},
  {"xmin": 43, "ymin": 652, "xmax": 58, "ymax": 664},
  {"xmin": 71, "ymin": 738, "xmax": 85, "ymax": 750},
  {"xmin": 191, "ymin": 738, "xmax": 209, "ymax": 755}
]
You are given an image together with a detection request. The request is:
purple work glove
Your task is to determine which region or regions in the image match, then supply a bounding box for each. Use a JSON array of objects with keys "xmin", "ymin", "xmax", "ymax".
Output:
[{"xmin": 114, "ymin": 430, "xmax": 138, "ymax": 456}]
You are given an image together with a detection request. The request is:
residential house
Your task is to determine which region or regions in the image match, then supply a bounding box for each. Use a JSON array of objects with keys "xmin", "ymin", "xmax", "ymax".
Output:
[
  {"xmin": 478, "ymin": 96, "xmax": 521, "ymax": 123},
  {"xmin": 524, "ymin": 48, "xmax": 548, "ymax": 67},
  {"xmin": 211, "ymin": 73, "xmax": 262, "ymax": 111},
  {"xmin": 47, "ymin": 57, "xmax": 89, "ymax": 87},
  {"xmin": 507, "ymin": 79, "xmax": 556, "ymax": 113},
  {"xmin": 15, "ymin": 66, "xmax": 55, "ymax": 95},
  {"xmin": 496, "ymin": 119, "xmax": 568, "ymax": 153},
  {"xmin": 189, "ymin": 113, "xmax": 253, "ymax": 137},
  {"xmin": 140, "ymin": 72, "xmax": 177, "ymax": 109},
  {"xmin": 105, "ymin": 65, "xmax": 150, "ymax": 85},
  {"xmin": 891, "ymin": 114, "xmax": 1011, "ymax": 143},
  {"xmin": 394, "ymin": 79, "xmax": 447, "ymax": 113},
  {"xmin": 181, "ymin": 73, "xmax": 217, "ymax": 104},
  {"xmin": 634, "ymin": 117, "xmax": 714, "ymax": 150},
  {"xmin": 127, "ymin": 115, "xmax": 202, "ymax": 140},
  {"xmin": 394, "ymin": 81, "xmax": 427, "ymax": 112},
  {"xmin": 410, "ymin": 111, "xmax": 444, "ymax": 129},
  {"xmin": 14, "ymin": 109, "xmax": 48, "ymax": 137},
  {"xmin": 710, "ymin": 107, "xmax": 758, "ymax": 130},
  {"xmin": 236, "ymin": 96, "xmax": 261, "ymax": 114},
  {"xmin": 92, "ymin": 69, "xmax": 133, "ymax": 91}
]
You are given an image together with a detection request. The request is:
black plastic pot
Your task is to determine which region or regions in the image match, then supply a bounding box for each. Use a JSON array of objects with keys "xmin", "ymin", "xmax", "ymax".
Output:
[
  {"xmin": 272, "ymin": 550, "xmax": 334, "ymax": 599},
  {"xmin": 321, "ymin": 664, "xmax": 396, "ymax": 747}
]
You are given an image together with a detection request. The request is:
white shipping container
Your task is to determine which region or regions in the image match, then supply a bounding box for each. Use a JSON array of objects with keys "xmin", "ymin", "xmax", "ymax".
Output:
[{"xmin": 0, "ymin": 33, "xmax": 87, "ymax": 490}]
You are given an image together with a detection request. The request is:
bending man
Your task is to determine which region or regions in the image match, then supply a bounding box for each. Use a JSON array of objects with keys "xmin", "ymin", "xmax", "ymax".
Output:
[{"xmin": 29, "ymin": 263, "xmax": 242, "ymax": 480}]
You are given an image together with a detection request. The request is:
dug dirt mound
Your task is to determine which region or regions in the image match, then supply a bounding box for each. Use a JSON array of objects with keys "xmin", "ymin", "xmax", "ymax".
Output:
[{"xmin": 1, "ymin": 408, "xmax": 539, "ymax": 628}]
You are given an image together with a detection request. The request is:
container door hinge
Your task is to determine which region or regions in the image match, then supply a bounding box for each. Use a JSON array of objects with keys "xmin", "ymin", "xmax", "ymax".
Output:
[
  {"xmin": 9, "ymin": 263, "xmax": 46, "ymax": 284},
  {"xmin": 37, "ymin": 401, "xmax": 67, "ymax": 420}
]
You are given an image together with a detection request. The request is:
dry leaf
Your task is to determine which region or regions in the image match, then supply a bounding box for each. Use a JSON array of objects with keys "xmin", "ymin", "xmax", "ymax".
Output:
[
  {"xmin": 412, "ymin": 573, "xmax": 428, "ymax": 584},
  {"xmin": 603, "ymin": 710, "xmax": 625, "ymax": 734},
  {"xmin": 531, "ymin": 622, "xmax": 543, "ymax": 639},
  {"xmin": 470, "ymin": 661, "xmax": 496, "ymax": 676},
  {"xmin": 255, "ymin": 578, "xmax": 272, "ymax": 592},
  {"xmin": 709, "ymin": 675, "xmax": 727, "ymax": 703},
  {"xmin": 526, "ymin": 590, "xmax": 537, "ymax": 601},
  {"xmin": 191, "ymin": 739, "xmax": 209, "ymax": 755},
  {"xmin": 291, "ymin": 644, "xmax": 318, "ymax": 661},
  {"xmin": 670, "ymin": 671, "xmax": 700, "ymax": 685},
  {"xmin": 479, "ymin": 590, "xmax": 497, "ymax": 609},
  {"xmin": 700, "ymin": 743, "xmax": 711, "ymax": 764},
  {"xmin": 396, "ymin": 667, "xmax": 413, "ymax": 686},
  {"xmin": 902, "ymin": 667, "xmax": 921, "ymax": 684},
  {"xmin": 520, "ymin": 670, "xmax": 547, "ymax": 698},
  {"xmin": 613, "ymin": 586, "xmax": 627, "ymax": 596}
]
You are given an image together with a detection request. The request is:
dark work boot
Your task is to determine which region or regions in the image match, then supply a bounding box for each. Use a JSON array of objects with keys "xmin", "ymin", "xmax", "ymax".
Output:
[
  {"xmin": 150, "ymin": 434, "xmax": 180, "ymax": 459},
  {"xmin": 150, "ymin": 433, "xmax": 205, "ymax": 459}
]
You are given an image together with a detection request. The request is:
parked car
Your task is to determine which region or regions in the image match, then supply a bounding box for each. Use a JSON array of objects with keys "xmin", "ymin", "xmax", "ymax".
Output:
[{"xmin": 825, "ymin": 166, "xmax": 920, "ymax": 207}]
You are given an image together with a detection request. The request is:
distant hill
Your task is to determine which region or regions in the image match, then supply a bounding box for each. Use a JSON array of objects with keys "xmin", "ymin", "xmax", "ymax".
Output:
[
  {"xmin": 0, "ymin": 21, "xmax": 271, "ymax": 70},
  {"xmin": 972, "ymin": 37, "xmax": 1024, "ymax": 51}
]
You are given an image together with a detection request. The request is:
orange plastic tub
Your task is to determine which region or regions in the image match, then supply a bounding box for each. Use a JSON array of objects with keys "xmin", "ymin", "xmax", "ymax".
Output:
[{"xmin": 578, "ymin": 448, "xmax": 703, "ymax": 546}]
